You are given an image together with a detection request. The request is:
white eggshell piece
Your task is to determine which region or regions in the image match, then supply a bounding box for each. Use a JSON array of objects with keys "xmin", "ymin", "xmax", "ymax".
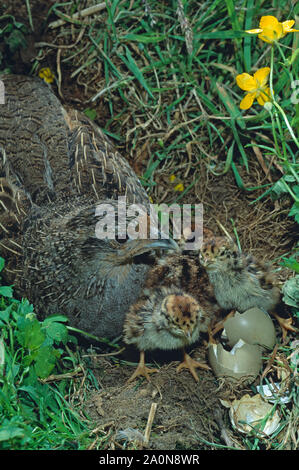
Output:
[{"xmin": 229, "ymin": 394, "xmax": 281, "ymax": 436}]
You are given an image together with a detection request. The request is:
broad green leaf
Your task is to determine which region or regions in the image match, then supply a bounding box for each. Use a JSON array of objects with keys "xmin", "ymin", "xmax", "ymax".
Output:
[
  {"xmin": 0, "ymin": 285, "xmax": 13, "ymax": 298},
  {"xmin": 43, "ymin": 321, "xmax": 69, "ymax": 344},
  {"xmin": 16, "ymin": 317, "xmax": 46, "ymax": 350},
  {"xmin": 0, "ymin": 424, "xmax": 24, "ymax": 442},
  {"xmin": 34, "ymin": 346, "xmax": 60, "ymax": 379}
]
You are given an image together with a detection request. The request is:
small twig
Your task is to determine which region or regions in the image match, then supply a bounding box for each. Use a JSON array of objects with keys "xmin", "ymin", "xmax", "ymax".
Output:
[
  {"xmin": 83, "ymin": 347, "xmax": 126, "ymax": 358},
  {"xmin": 56, "ymin": 48, "xmax": 63, "ymax": 99},
  {"xmin": 49, "ymin": 3, "xmax": 106, "ymax": 29},
  {"xmin": 261, "ymin": 344, "xmax": 279, "ymax": 381},
  {"xmin": 39, "ymin": 366, "xmax": 83, "ymax": 383},
  {"xmin": 143, "ymin": 402, "xmax": 158, "ymax": 446}
]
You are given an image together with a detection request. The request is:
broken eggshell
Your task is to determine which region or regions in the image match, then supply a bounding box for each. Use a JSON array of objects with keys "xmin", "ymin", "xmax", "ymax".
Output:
[
  {"xmin": 229, "ymin": 394, "xmax": 281, "ymax": 436},
  {"xmin": 222, "ymin": 307, "xmax": 276, "ymax": 350},
  {"xmin": 208, "ymin": 339, "xmax": 262, "ymax": 384},
  {"xmin": 256, "ymin": 383, "xmax": 291, "ymax": 405}
]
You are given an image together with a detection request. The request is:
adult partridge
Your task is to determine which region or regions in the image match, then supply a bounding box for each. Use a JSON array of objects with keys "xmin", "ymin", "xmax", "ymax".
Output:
[{"xmin": 0, "ymin": 74, "xmax": 177, "ymax": 339}]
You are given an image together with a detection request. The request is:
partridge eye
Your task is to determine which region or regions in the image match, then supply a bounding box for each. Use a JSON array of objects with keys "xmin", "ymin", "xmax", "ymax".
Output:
[{"xmin": 116, "ymin": 233, "xmax": 130, "ymax": 244}]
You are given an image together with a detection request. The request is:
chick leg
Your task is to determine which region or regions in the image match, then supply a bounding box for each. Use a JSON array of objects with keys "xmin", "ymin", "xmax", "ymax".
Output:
[
  {"xmin": 208, "ymin": 310, "xmax": 235, "ymax": 342},
  {"xmin": 126, "ymin": 351, "xmax": 158, "ymax": 383},
  {"xmin": 176, "ymin": 350, "xmax": 211, "ymax": 382}
]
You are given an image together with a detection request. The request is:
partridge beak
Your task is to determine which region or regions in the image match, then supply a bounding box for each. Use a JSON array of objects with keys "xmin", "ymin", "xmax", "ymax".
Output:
[
  {"xmin": 116, "ymin": 236, "xmax": 180, "ymax": 262},
  {"xmin": 147, "ymin": 237, "xmax": 180, "ymax": 252}
]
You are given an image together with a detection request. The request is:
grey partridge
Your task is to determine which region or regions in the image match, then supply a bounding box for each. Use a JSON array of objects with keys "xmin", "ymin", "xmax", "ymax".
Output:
[{"xmin": 0, "ymin": 74, "xmax": 177, "ymax": 339}]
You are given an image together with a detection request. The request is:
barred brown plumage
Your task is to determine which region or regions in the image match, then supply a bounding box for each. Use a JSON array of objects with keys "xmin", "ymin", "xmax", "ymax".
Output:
[{"xmin": 0, "ymin": 74, "xmax": 177, "ymax": 339}]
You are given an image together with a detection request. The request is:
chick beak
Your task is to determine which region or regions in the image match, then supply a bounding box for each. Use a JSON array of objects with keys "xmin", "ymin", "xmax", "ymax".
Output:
[{"xmin": 184, "ymin": 330, "xmax": 192, "ymax": 341}]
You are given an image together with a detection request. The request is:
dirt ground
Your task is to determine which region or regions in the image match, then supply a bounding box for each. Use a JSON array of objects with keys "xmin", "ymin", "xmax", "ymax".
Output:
[{"xmin": 1, "ymin": 0, "xmax": 297, "ymax": 450}]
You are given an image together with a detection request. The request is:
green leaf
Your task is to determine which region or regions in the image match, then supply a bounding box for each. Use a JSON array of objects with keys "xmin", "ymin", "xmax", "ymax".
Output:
[
  {"xmin": 84, "ymin": 108, "xmax": 97, "ymax": 120},
  {"xmin": 42, "ymin": 321, "xmax": 69, "ymax": 344},
  {"xmin": 5, "ymin": 29, "xmax": 27, "ymax": 52},
  {"xmin": 34, "ymin": 345, "xmax": 60, "ymax": 379},
  {"xmin": 16, "ymin": 316, "xmax": 46, "ymax": 350},
  {"xmin": 0, "ymin": 424, "xmax": 25, "ymax": 442},
  {"xmin": 0, "ymin": 285, "xmax": 13, "ymax": 298},
  {"xmin": 0, "ymin": 304, "xmax": 13, "ymax": 323},
  {"xmin": 282, "ymin": 276, "xmax": 299, "ymax": 308},
  {"xmin": 0, "ymin": 257, "xmax": 5, "ymax": 272},
  {"xmin": 288, "ymin": 202, "xmax": 299, "ymax": 223},
  {"xmin": 280, "ymin": 257, "xmax": 299, "ymax": 274}
]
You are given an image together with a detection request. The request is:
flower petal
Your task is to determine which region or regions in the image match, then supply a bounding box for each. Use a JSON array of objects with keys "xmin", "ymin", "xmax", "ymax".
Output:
[
  {"xmin": 236, "ymin": 73, "xmax": 256, "ymax": 91},
  {"xmin": 282, "ymin": 20, "xmax": 295, "ymax": 32},
  {"xmin": 246, "ymin": 28, "xmax": 263, "ymax": 34},
  {"xmin": 174, "ymin": 183, "xmax": 184, "ymax": 192},
  {"xmin": 258, "ymin": 25, "xmax": 283, "ymax": 42},
  {"xmin": 253, "ymin": 67, "xmax": 270, "ymax": 87},
  {"xmin": 257, "ymin": 87, "xmax": 271, "ymax": 106},
  {"xmin": 240, "ymin": 92, "xmax": 256, "ymax": 110},
  {"xmin": 259, "ymin": 16, "xmax": 279, "ymax": 29}
]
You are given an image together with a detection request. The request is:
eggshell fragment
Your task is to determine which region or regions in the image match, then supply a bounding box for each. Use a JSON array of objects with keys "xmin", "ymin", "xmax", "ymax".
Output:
[
  {"xmin": 208, "ymin": 339, "xmax": 262, "ymax": 384},
  {"xmin": 223, "ymin": 307, "xmax": 276, "ymax": 349},
  {"xmin": 229, "ymin": 394, "xmax": 281, "ymax": 436},
  {"xmin": 256, "ymin": 383, "xmax": 291, "ymax": 404}
]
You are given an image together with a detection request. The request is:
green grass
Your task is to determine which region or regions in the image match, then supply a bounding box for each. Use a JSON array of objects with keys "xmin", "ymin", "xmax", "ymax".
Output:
[
  {"xmin": 0, "ymin": 258, "xmax": 102, "ymax": 450},
  {"xmin": 50, "ymin": 0, "xmax": 298, "ymax": 229}
]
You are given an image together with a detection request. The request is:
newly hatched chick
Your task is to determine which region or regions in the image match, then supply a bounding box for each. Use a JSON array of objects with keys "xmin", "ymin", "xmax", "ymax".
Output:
[
  {"xmin": 199, "ymin": 236, "xmax": 280, "ymax": 313},
  {"xmin": 123, "ymin": 286, "xmax": 210, "ymax": 383},
  {"xmin": 199, "ymin": 236, "xmax": 298, "ymax": 337}
]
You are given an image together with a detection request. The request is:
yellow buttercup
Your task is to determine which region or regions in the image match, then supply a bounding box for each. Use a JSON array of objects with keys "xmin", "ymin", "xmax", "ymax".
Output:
[
  {"xmin": 236, "ymin": 67, "xmax": 271, "ymax": 110},
  {"xmin": 246, "ymin": 16, "xmax": 299, "ymax": 43}
]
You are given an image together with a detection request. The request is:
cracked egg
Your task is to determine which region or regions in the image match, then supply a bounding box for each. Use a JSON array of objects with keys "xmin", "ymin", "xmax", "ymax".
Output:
[
  {"xmin": 208, "ymin": 339, "xmax": 262, "ymax": 384},
  {"xmin": 222, "ymin": 307, "xmax": 276, "ymax": 350}
]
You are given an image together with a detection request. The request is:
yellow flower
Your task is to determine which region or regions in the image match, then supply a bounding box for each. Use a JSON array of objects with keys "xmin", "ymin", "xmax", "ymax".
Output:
[
  {"xmin": 236, "ymin": 67, "xmax": 271, "ymax": 110},
  {"xmin": 174, "ymin": 183, "xmax": 184, "ymax": 192},
  {"xmin": 169, "ymin": 174, "xmax": 176, "ymax": 183},
  {"xmin": 246, "ymin": 16, "xmax": 299, "ymax": 43},
  {"xmin": 38, "ymin": 67, "xmax": 55, "ymax": 84}
]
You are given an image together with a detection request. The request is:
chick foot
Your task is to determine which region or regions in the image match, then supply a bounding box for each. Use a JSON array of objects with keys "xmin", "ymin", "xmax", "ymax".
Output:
[
  {"xmin": 271, "ymin": 312, "xmax": 298, "ymax": 341},
  {"xmin": 176, "ymin": 350, "xmax": 211, "ymax": 382},
  {"xmin": 127, "ymin": 351, "xmax": 158, "ymax": 383}
]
